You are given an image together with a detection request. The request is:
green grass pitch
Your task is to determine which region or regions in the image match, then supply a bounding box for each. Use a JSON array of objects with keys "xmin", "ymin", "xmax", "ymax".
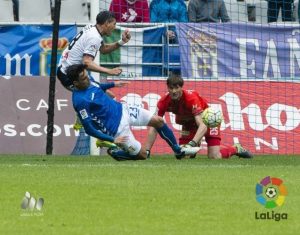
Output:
[{"xmin": 0, "ymin": 155, "xmax": 299, "ymax": 235}]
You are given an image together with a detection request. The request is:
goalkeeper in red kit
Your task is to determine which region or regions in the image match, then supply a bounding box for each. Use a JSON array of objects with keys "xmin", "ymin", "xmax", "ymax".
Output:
[{"xmin": 145, "ymin": 74, "xmax": 253, "ymax": 159}]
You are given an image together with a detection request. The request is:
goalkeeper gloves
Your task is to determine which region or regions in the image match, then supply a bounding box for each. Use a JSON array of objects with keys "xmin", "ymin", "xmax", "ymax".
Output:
[{"xmin": 186, "ymin": 140, "xmax": 197, "ymax": 148}]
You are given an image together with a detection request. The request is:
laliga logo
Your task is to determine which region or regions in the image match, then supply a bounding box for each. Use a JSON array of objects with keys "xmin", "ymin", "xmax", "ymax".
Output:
[
  {"xmin": 256, "ymin": 176, "xmax": 287, "ymax": 208},
  {"xmin": 255, "ymin": 176, "xmax": 288, "ymax": 221}
]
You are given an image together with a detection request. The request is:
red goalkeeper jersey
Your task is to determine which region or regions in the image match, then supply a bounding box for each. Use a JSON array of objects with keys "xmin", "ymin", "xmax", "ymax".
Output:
[{"xmin": 157, "ymin": 89, "xmax": 209, "ymax": 131}]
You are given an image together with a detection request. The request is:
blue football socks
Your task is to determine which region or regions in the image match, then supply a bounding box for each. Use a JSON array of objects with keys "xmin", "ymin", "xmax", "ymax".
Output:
[
  {"xmin": 156, "ymin": 123, "xmax": 181, "ymax": 154},
  {"xmin": 108, "ymin": 149, "xmax": 138, "ymax": 161}
]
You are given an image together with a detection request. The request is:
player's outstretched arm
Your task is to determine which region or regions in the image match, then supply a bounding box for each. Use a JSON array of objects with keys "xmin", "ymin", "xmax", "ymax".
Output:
[
  {"xmin": 82, "ymin": 55, "xmax": 122, "ymax": 75},
  {"xmin": 190, "ymin": 114, "xmax": 207, "ymax": 145},
  {"xmin": 99, "ymin": 81, "xmax": 129, "ymax": 98},
  {"xmin": 82, "ymin": 121, "xmax": 114, "ymax": 142},
  {"xmin": 114, "ymin": 81, "xmax": 130, "ymax": 87},
  {"xmin": 100, "ymin": 29, "xmax": 131, "ymax": 54}
]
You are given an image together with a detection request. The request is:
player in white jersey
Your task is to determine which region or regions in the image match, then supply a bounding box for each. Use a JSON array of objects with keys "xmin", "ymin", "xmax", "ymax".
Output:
[
  {"xmin": 57, "ymin": 10, "xmax": 131, "ymax": 91},
  {"xmin": 57, "ymin": 11, "xmax": 130, "ymax": 132}
]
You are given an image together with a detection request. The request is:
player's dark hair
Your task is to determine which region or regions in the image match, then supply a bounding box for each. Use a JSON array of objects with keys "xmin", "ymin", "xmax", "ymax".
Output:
[
  {"xmin": 167, "ymin": 74, "xmax": 184, "ymax": 88},
  {"xmin": 96, "ymin": 11, "xmax": 116, "ymax": 25},
  {"xmin": 66, "ymin": 64, "xmax": 88, "ymax": 83}
]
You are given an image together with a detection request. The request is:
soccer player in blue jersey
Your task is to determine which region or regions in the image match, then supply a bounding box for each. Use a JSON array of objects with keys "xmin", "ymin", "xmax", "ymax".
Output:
[{"xmin": 66, "ymin": 64, "xmax": 200, "ymax": 161}]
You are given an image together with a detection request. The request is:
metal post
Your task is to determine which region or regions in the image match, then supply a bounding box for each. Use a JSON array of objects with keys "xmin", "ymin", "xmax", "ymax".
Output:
[{"xmin": 46, "ymin": 0, "xmax": 61, "ymax": 155}]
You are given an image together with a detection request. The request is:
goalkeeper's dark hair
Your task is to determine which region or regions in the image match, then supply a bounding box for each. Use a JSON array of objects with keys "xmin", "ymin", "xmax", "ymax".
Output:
[
  {"xmin": 96, "ymin": 11, "xmax": 116, "ymax": 25},
  {"xmin": 167, "ymin": 73, "xmax": 184, "ymax": 88},
  {"xmin": 66, "ymin": 64, "xmax": 88, "ymax": 83}
]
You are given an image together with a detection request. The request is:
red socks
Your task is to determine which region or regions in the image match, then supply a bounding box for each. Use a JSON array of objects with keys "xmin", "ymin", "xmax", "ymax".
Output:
[{"xmin": 220, "ymin": 145, "xmax": 237, "ymax": 159}]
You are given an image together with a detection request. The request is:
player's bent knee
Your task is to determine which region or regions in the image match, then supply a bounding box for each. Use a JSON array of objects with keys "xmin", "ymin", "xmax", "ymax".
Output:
[
  {"xmin": 148, "ymin": 115, "xmax": 164, "ymax": 128},
  {"xmin": 207, "ymin": 146, "xmax": 222, "ymax": 159},
  {"xmin": 207, "ymin": 153, "xmax": 222, "ymax": 159}
]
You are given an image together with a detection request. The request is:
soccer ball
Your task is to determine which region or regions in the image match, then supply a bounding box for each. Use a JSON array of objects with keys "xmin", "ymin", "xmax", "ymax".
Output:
[
  {"xmin": 265, "ymin": 187, "xmax": 277, "ymax": 198},
  {"xmin": 201, "ymin": 107, "xmax": 223, "ymax": 128}
]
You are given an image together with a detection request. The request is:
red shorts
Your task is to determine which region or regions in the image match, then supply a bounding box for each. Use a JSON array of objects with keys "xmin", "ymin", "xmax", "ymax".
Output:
[{"xmin": 179, "ymin": 127, "xmax": 221, "ymax": 146}]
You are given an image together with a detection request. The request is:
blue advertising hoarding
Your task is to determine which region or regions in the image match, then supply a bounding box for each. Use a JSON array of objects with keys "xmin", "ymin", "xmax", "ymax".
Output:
[
  {"xmin": 176, "ymin": 23, "xmax": 300, "ymax": 80},
  {"xmin": 0, "ymin": 25, "xmax": 76, "ymax": 76}
]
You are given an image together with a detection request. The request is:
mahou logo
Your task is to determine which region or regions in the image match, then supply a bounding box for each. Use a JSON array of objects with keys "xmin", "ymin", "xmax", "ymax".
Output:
[
  {"xmin": 117, "ymin": 80, "xmax": 300, "ymax": 154},
  {"xmin": 120, "ymin": 91, "xmax": 300, "ymax": 132},
  {"xmin": 219, "ymin": 92, "xmax": 300, "ymax": 132}
]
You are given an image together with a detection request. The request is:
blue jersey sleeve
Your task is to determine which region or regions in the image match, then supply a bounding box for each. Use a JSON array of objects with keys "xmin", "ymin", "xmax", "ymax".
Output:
[
  {"xmin": 88, "ymin": 73, "xmax": 114, "ymax": 91},
  {"xmin": 75, "ymin": 99, "xmax": 115, "ymax": 142},
  {"xmin": 82, "ymin": 121, "xmax": 114, "ymax": 142},
  {"xmin": 88, "ymin": 74, "xmax": 113, "ymax": 90},
  {"xmin": 99, "ymin": 82, "xmax": 115, "ymax": 91}
]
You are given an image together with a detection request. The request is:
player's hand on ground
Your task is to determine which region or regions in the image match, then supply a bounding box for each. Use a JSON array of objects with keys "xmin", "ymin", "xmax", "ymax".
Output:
[
  {"xmin": 114, "ymin": 81, "xmax": 130, "ymax": 87},
  {"xmin": 122, "ymin": 29, "xmax": 131, "ymax": 43},
  {"xmin": 114, "ymin": 136, "xmax": 128, "ymax": 145},
  {"xmin": 109, "ymin": 67, "xmax": 122, "ymax": 76}
]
